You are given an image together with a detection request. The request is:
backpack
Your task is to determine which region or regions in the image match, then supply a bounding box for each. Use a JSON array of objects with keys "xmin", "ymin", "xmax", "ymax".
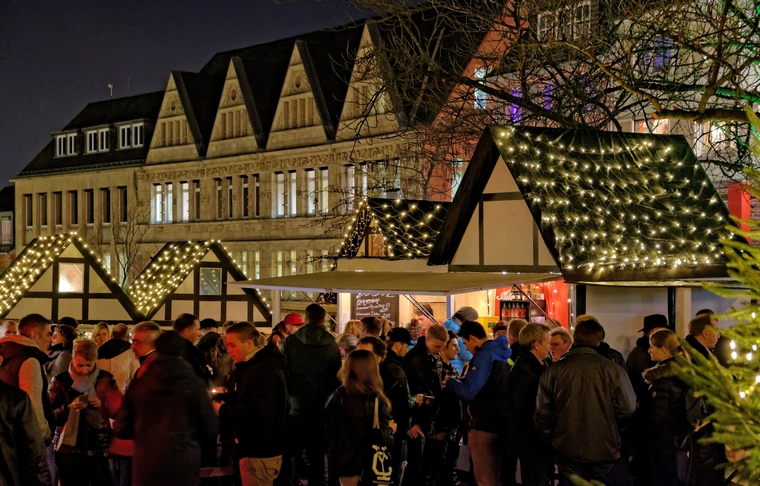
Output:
[{"xmin": 685, "ymin": 387, "xmax": 710, "ymax": 427}]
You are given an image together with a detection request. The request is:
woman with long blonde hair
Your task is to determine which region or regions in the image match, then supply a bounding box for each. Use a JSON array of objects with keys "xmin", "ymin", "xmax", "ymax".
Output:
[
  {"xmin": 91, "ymin": 322, "xmax": 110, "ymax": 348},
  {"xmin": 326, "ymin": 350, "xmax": 396, "ymax": 486}
]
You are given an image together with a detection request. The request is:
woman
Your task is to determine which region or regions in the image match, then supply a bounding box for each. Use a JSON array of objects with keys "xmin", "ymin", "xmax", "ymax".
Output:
[
  {"xmin": 640, "ymin": 329, "xmax": 691, "ymax": 486},
  {"xmin": 268, "ymin": 329, "xmax": 285, "ymax": 350},
  {"xmin": 47, "ymin": 324, "xmax": 77, "ymax": 383},
  {"xmin": 326, "ymin": 350, "xmax": 396, "ymax": 486},
  {"xmin": 91, "ymin": 322, "xmax": 110, "ymax": 347},
  {"xmin": 343, "ymin": 319, "xmax": 362, "ymax": 337},
  {"xmin": 49, "ymin": 338, "xmax": 121, "ymax": 486}
]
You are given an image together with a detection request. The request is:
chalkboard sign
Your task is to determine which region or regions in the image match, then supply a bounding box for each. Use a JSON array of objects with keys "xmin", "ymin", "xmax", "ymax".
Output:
[{"xmin": 350, "ymin": 293, "xmax": 399, "ymax": 327}]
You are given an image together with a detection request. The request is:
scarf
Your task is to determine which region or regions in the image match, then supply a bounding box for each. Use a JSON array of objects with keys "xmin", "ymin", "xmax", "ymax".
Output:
[{"xmin": 56, "ymin": 361, "xmax": 101, "ymax": 449}]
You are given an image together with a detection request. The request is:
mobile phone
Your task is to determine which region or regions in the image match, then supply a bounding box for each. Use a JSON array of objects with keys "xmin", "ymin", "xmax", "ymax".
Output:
[{"xmin": 76, "ymin": 394, "xmax": 88, "ymax": 404}]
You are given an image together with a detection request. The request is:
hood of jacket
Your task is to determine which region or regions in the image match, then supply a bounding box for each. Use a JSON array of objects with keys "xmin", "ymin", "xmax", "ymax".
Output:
[
  {"xmin": 98, "ymin": 339, "xmax": 132, "ymax": 360},
  {"xmin": 143, "ymin": 355, "xmax": 198, "ymax": 394},
  {"xmin": 293, "ymin": 323, "xmax": 336, "ymax": 347},
  {"xmin": 642, "ymin": 358, "xmax": 679, "ymax": 384},
  {"xmin": 479, "ymin": 334, "xmax": 512, "ymax": 362},
  {"xmin": 0, "ymin": 335, "xmax": 48, "ymax": 362}
]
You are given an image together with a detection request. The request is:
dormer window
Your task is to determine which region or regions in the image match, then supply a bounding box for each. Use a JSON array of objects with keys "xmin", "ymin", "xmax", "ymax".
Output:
[
  {"xmin": 86, "ymin": 128, "xmax": 110, "ymax": 154},
  {"xmin": 119, "ymin": 122, "xmax": 145, "ymax": 149},
  {"xmin": 55, "ymin": 133, "xmax": 77, "ymax": 157}
]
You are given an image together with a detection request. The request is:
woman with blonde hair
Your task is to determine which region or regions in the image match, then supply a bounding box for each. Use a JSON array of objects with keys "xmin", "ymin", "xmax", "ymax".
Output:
[
  {"xmin": 343, "ymin": 319, "xmax": 362, "ymax": 337},
  {"xmin": 639, "ymin": 329, "xmax": 691, "ymax": 486},
  {"xmin": 326, "ymin": 350, "xmax": 396, "ymax": 486},
  {"xmin": 91, "ymin": 322, "xmax": 110, "ymax": 348},
  {"xmin": 49, "ymin": 338, "xmax": 121, "ymax": 485}
]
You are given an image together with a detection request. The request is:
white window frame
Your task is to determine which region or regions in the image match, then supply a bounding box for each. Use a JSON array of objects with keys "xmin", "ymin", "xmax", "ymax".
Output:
[
  {"xmin": 166, "ymin": 182, "xmax": 173, "ymax": 223},
  {"xmin": 152, "ymin": 184, "xmax": 164, "ymax": 224},
  {"xmin": 180, "ymin": 182, "xmax": 190, "ymax": 222},
  {"xmin": 119, "ymin": 122, "xmax": 145, "ymax": 149},
  {"xmin": 318, "ymin": 168, "xmax": 329, "ymax": 215},
  {"xmin": 306, "ymin": 170, "xmax": 316, "ymax": 215},
  {"xmin": 289, "ymin": 171, "xmax": 297, "ymax": 217},
  {"xmin": 275, "ymin": 172, "xmax": 286, "ymax": 217},
  {"xmin": 241, "ymin": 176, "xmax": 249, "ymax": 218}
]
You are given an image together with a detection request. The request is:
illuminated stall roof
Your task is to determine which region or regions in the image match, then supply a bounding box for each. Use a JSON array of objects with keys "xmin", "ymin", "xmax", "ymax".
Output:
[
  {"xmin": 339, "ymin": 198, "xmax": 451, "ymax": 259},
  {"xmin": 128, "ymin": 240, "xmax": 271, "ymax": 323},
  {"xmin": 430, "ymin": 125, "xmax": 742, "ymax": 283},
  {"xmin": 0, "ymin": 234, "xmax": 143, "ymax": 322}
]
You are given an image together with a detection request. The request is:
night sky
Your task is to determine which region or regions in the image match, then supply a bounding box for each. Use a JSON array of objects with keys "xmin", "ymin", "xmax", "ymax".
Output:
[{"xmin": 0, "ymin": 0, "xmax": 369, "ymax": 188}]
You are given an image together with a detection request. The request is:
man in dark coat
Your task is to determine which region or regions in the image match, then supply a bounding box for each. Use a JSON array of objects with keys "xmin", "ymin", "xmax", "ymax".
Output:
[
  {"xmin": 0, "ymin": 355, "xmax": 50, "ymax": 486},
  {"xmin": 277, "ymin": 304, "xmax": 341, "ymax": 486},
  {"xmin": 505, "ymin": 324, "xmax": 551, "ymax": 486},
  {"xmin": 447, "ymin": 321, "xmax": 512, "ymax": 486},
  {"xmin": 173, "ymin": 313, "xmax": 211, "ymax": 382},
  {"xmin": 114, "ymin": 331, "xmax": 218, "ymax": 486},
  {"xmin": 535, "ymin": 318, "xmax": 636, "ymax": 485},
  {"xmin": 216, "ymin": 323, "xmax": 288, "ymax": 486},
  {"xmin": 627, "ymin": 314, "xmax": 668, "ymax": 402},
  {"xmin": 401, "ymin": 324, "xmax": 448, "ymax": 486}
]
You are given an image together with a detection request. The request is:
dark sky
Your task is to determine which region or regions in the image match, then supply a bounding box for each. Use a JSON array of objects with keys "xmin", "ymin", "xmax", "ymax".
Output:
[{"xmin": 0, "ymin": 0, "xmax": 368, "ymax": 187}]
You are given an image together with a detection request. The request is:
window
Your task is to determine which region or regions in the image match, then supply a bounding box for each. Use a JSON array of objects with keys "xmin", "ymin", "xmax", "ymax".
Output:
[
  {"xmin": 241, "ymin": 176, "xmax": 249, "ymax": 218},
  {"xmin": 193, "ymin": 180, "xmax": 201, "ymax": 221},
  {"xmin": 359, "ymin": 163, "xmax": 368, "ymax": 197},
  {"xmin": 101, "ymin": 188, "xmax": 111, "ymax": 224},
  {"xmin": 102, "ymin": 253, "xmax": 112, "ymax": 274},
  {"xmin": 290, "ymin": 250, "xmax": 298, "ymax": 275},
  {"xmin": 253, "ymin": 174, "xmax": 260, "ymax": 217},
  {"xmin": 119, "ymin": 122, "xmax": 145, "ymax": 149},
  {"xmin": 99, "ymin": 129, "xmax": 109, "ymax": 151},
  {"xmin": 537, "ymin": 1, "xmax": 591, "ymax": 41},
  {"xmin": 87, "ymin": 131, "xmax": 98, "ymax": 153},
  {"xmin": 39, "ymin": 193, "xmax": 48, "ymax": 227},
  {"xmin": 24, "ymin": 194, "xmax": 33, "ymax": 228},
  {"xmin": 1, "ymin": 217, "xmax": 12, "ymax": 244},
  {"xmin": 240, "ymin": 251, "xmax": 249, "ymax": 277},
  {"xmin": 452, "ymin": 159, "xmax": 464, "ymax": 198},
  {"xmin": 59, "ymin": 263, "xmax": 85, "ymax": 293},
  {"xmin": 508, "ymin": 88, "xmax": 523, "ymax": 122},
  {"xmin": 55, "ymin": 133, "xmax": 77, "ymax": 157},
  {"xmin": 133, "ymin": 123, "xmax": 144, "ymax": 147},
  {"xmin": 117, "ymin": 252, "xmax": 127, "ymax": 286},
  {"xmin": 84, "ymin": 189, "xmax": 94, "ymax": 225},
  {"xmin": 306, "ymin": 170, "xmax": 316, "ymax": 215},
  {"xmin": 282, "ymin": 96, "xmax": 317, "ymax": 129},
  {"xmin": 275, "ymin": 172, "xmax": 286, "ymax": 217},
  {"xmin": 321, "ymin": 250, "xmax": 329, "ymax": 272},
  {"xmin": 119, "ymin": 125, "xmax": 132, "ymax": 148},
  {"xmin": 166, "ymin": 183, "xmax": 174, "ymax": 223},
  {"xmin": 306, "ymin": 250, "xmax": 315, "ymax": 273},
  {"xmin": 289, "ymin": 171, "xmax": 297, "ymax": 217},
  {"xmin": 53, "ymin": 192, "xmax": 63, "ymax": 226},
  {"xmin": 86, "ymin": 128, "xmax": 109, "ymax": 153},
  {"xmin": 254, "ymin": 251, "xmax": 261, "ymax": 280},
  {"xmin": 275, "ymin": 251, "xmax": 284, "ymax": 277},
  {"xmin": 227, "ymin": 177, "xmax": 233, "ymax": 219},
  {"xmin": 152, "ymin": 184, "xmax": 164, "ymax": 223},
  {"xmin": 318, "ymin": 167, "xmax": 329, "ymax": 215},
  {"xmin": 180, "ymin": 182, "xmax": 189, "ymax": 222},
  {"xmin": 117, "ymin": 187, "xmax": 128, "ymax": 223},
  {"xmin": 345, "ymin": 165, "xmax": 356, "ymax": 213},
  {"xmin": 69, "ymin": 191, "xmax": 78, "ymax": 226},
  {"xmin": 216, "ymin": 179, "xmax": 223, "ymax": 220},
  {"xmin": 200, "ymin": 267, "xmax": 222, "ymax": 295},
  {"xmin": 220, "ymin": 108, "xmax": 250, "ymax": 139},
  {"xmin": 160, "ymin": 119, "xmax": 188, "ymax": 147},
  {"xmin": 473, "ymin": 68, "xmax": 487, "ymax": 110}
]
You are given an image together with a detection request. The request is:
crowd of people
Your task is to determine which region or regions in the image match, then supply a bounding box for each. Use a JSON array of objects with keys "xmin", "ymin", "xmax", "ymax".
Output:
[{"xmin": 0, "ymin": 304, "xmax": 728, "ymax": 486}]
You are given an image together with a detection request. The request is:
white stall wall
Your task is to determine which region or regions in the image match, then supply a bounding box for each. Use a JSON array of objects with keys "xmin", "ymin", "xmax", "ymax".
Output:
[{"xmin": 585, "ymin": 286, "xmax": 669, "ymax": 360}]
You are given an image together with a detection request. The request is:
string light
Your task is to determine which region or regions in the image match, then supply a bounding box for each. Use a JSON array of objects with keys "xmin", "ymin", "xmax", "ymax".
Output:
[{"xmin": 493, "ymin": 126, "xmax": 738, "ymax": 275}]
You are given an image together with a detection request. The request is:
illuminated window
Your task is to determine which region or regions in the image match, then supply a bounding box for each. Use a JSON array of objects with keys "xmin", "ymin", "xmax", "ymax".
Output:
[
  {"xmin": 59, "ymin": 263, "xmax": 85, "ymax": 293},
  {"xmin": 199, "ymin": 267, "xmax": 222, "ymax": 295}
]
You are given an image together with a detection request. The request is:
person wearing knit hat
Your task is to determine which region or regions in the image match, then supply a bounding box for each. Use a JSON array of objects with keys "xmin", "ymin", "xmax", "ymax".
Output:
[{"xmin": 442, "ymin": 306, "xmax": 479, "ymax": 373}]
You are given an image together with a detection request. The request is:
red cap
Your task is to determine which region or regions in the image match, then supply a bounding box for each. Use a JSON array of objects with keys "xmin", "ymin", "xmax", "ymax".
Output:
[{"xmin": 284, "ymin": 313, "xmax": 303, "ymax": 326}]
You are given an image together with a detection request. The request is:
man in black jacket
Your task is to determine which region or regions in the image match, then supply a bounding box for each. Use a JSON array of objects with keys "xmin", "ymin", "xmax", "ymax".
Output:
[
  {"xmin": 535, "ymin": 319, "xmax": 636, "ymax": 485},
  {"xmin": 277, "ymin": 304, "xmax": 341, "ymax": 486},
  {"xmin": 173, "ymin": 313, "xmax": 211, "ymax": 382},
  {"xmin": 505, "ymin": 323, "xmax": 551, "ymax": 486},
  {"xmin": 216, "ymin": 323, "xmax": 288, "ymax": 486},
  {"xmin": 627, "ymin": 314, "xmax": 668, "ymax": 402},
  {"xmin": 0, "ymin": 355, "xmax": 50, "ymax": 486},
  {"xmin": 401, "ymin": 324, "xmax": 447, "ymax": 486}
]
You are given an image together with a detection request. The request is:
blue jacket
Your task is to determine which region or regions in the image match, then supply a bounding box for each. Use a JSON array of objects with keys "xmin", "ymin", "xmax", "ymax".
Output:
[
  {"xmin": 447, "ymin": 335, "xmax": 512, "ymax": 433},
  {"xmin": 442, "ymin": 318, "xmax": 473, "ymax": 374}
]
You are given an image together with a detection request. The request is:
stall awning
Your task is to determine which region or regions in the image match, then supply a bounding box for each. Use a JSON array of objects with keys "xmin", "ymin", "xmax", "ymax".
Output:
[{"xmin": 228, "ymin": 271, "xmax": 560, "ymax": 296}]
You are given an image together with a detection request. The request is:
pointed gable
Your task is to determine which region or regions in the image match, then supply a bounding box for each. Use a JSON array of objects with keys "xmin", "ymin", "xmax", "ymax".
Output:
[{"xmin": 205, "ymin": 61, "xmax": 259, "ymax": 158}]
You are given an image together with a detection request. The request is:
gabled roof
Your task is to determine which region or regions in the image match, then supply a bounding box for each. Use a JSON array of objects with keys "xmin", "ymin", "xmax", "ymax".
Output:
[
  {"xmin": 430, "ymin": 125, "xmax": 741, "ymax": 283},
  {"xmin": 340, "ymin": 198, "xmax": 451, "ymax": 259},
  {"xmin": 16, "ymin": 91, "xmax": 163, "ymax": 177},
  {"xmin": 0, "ymin": 234, "xmax": 142, "ymax": 320},
  {"xmin": 128, "ymin": 240, "xmax": 271, "ymax": 322}
]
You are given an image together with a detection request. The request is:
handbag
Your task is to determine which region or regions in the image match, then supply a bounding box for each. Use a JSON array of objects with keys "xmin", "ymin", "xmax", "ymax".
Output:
[{"xmin": 360, "ymin": 396, "xmax": 393, "ymax": 486}]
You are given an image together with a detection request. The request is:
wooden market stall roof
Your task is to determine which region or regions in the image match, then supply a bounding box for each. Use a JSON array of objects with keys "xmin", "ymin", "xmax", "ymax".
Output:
[
  {"xmin": 429, "ymin": 125, "xmax": 742, "ymax": 283},
  {"xmin": 339, "ymin": 198, "xmax": 451, "ymax": 259},
  {"xmin": 128, "ymin": 240, "xmax": 271, "ymax": 323},
  {"xmin": 0, "ymin": 234, "xmax": 143, "ymax": 322}
]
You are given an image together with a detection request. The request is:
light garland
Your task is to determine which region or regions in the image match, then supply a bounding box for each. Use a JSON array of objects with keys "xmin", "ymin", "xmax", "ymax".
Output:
[
  {"xmin": 492, "ymin": 126, "xmax": 738, "ymax": 275},
  {"xmin": 339, "ymin": 198, "xmax": 450, "ymax": 259}
]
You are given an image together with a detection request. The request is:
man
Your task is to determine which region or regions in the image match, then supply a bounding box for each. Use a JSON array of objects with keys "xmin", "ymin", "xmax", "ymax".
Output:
[
  {"xmin": 0, "ymin": 320, "xmax": 17, "ymax": 337},
  {"xmin": 575, "ymin": 315, "xmax": 626, "ymax": 368},
  {"xmin": 173, "ymin": 313, "xmax": 211, "ymax": 381},
  {"xmin": 278, "ymin": 304, "xmax": 341, "ymax": 486},
  {"xmin": 401, "ymin": 323, "xmax": 448, "ymax": 486},
  {"xmin": 492, "ymin": 322, "xmax": 508, "ymax": 339},
  {"xmin": 0, "ymin": 313, "xmax": 54, "ymax": 445},
  {"xmin": 197, "ymin": 318, "xmax": 233, "ymax": 386},
  {"xmin": 535, "ymin": 319, "xmax": 636, "ymax": 485},
  {"xmin": 685, "ymin": 314, "xmax": 720, "ymax": 360},
  {"xmin": 358, "ymin": 315, "xmax": 383, "ymax": 338},
  {"xmin": 216, "ymin": 323, "xmax": 288, "ymax": 486},
  {"xmin": 549, "ymin": 326, "xmax": 573, "ymax": 362},
  {"xmin": 696, "ymin": 308, "xmax": 731, "ymax": 366},
  {"xmin": 0, "ymin": 355, "xmax": 50, "ymax": 486},
  {"xmin": 627, "ymin": 314, "xmax": 668, "ymax": 401},
  {"xmin": 97, "ymin": 323, "xmax": 140, "ymax": 391},
  {"xmin": 506, "ymin": 318, "xmax": 527, "ymax": 366},
  {"xmin": 357, "ymin": 334, "xmax": 387, "ymax": 359},
  {"xmin": 505, "ymin": 324, "xmax": 551, "ymax": 486},
  {"xmin": 276, "ymin": 312, "xmax": 303, "ymax": 337},
  {"xmin": 382, "ymin": 327, "xmax": 420, "ymax": 486},
  {"xmin": 442, "ymin": 306, "xmax": 477, "ymax": 373},
  {"xmin": 115, "ymin": 331, "xmax": 217, "ymax": 486},
  {"xmin": 199, "ymin": 318, "xmax": 219, "ymax": 338},
  {"xmin": 130, "ymin": 321, "xmax": 161, "ymax": 371},
  {"xmin": 447, "ymin": 321, "xmax": 512, "ymax": 486}
]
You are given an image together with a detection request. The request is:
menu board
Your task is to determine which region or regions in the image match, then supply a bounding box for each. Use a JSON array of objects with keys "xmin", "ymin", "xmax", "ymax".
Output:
[{"xmin": 350, "ymin": 293, "xmax": 399, "ymax": 327}]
